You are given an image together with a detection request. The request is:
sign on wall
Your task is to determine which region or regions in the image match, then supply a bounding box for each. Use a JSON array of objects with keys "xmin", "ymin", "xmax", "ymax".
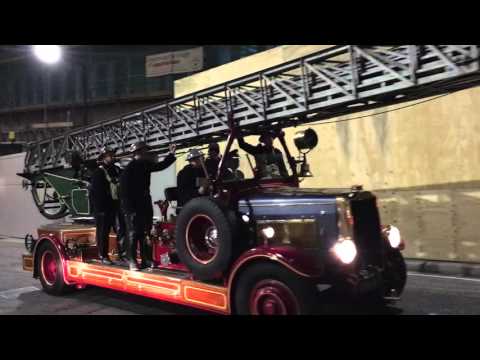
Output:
[
  {"xmin": 31, "ymin": 122, "xmax": 74, "ymax": 129},
  {"xmin": 146, "ymin": 47, "xmax": 204, "ymax": 78}
]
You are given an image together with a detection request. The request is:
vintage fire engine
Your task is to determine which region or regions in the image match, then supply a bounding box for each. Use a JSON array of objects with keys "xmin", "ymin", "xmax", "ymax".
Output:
[{"xmin": 18, "ymin": 45, "xmax": 480, "ymax": 314}]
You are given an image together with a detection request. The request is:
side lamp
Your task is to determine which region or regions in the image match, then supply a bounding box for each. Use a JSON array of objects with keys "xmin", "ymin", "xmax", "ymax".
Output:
[{"xmin": 293, "ymin": 128, "xmax": 318, "ymax": 178}]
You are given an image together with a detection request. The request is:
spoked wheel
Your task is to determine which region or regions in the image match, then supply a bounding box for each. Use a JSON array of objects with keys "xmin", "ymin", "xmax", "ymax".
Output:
[
  {"xmin": 185, "ymin": 214, "xmax": 219, "ymax": 265},
  {"xmin": 31, "ymin": 177, "xmax": 68, "ymax": 219},
  {"xmin": 234, "ymin": 262, "xmax": 319, "ymax": 315},
  {"xmin": 37, "ymin": 241, "xmax": 73, "ymax": 295}
]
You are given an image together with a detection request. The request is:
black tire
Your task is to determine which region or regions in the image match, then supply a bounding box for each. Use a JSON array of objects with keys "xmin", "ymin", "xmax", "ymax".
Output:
[
  {"xmin": 175, "ymin": 197, "xmax": 236, "ymax": 280},
  {"xmin": 234, "ymin": 262, "xmax": 319, "ymax": 315},
  {"xmin": 361, "ymin": 250, "xmax": 407, "ymax": 306},
  {"xmin": 37, "ymin": 241, "xmax": 73, "ymax": 296},
  {"xmin": 383, "ymin": 249, "xmax": 407, "ymax": 296}
]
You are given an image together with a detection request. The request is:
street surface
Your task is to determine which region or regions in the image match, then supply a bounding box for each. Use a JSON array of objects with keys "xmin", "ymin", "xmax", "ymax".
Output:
[{"xmin": 1, "ymin": 238, "xmax": 479, "ymax": 315}]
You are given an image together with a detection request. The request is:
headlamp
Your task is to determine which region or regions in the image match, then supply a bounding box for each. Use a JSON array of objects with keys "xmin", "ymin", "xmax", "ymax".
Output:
[
  {"xmin": 384, "ymin": 225, "xmax": 402, "ymax": 249},
  {"xmin": 332, "ymin": 238, "xmax": 357, "ymax": 264}
]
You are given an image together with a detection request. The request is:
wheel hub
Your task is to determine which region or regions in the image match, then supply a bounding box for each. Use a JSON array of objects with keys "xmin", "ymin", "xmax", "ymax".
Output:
[
  {"xmin": 249, "ymin": 280, "xmax": 299, "ymax": 315},
  {"xmin": 186, "ymin": 215, "xmax": 219, "ymax": 264},
  {"xmin": 204, "ymin": 226, "xmax": 218, "ymax": 249},
  {"xmin": 41, "ymin": 251, "xmax": 57, "ymax": 286}
]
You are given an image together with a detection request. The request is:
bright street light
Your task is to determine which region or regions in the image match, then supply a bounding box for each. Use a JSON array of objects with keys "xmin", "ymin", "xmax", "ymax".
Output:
[{"xmin": 32, "ymin": 45, "xmax": 62, "ymax": 64}]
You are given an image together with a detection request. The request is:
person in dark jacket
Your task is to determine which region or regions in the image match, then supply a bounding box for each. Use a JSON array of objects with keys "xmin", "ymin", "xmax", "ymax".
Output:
[
  {"xmin": 204, "ymin": 142, "xmax": 221, "ymax": 179},
  {"xmin": 120, "ymin": 141, "xmax": 176, "ymax": 271},
  {"xmin": 177, "ymin": 148, "xmax": 208, "ymax": 209},
  {"xmin": 237, "ymin": 131, "xmax": 288, "ymax": 179},
  {"xmin": 224, "ymin": 149, "xmax": 245, "ymax": 181},
  {"xmin": 90, "ymin": 147, "xmax": 126, "ymax": 265}
]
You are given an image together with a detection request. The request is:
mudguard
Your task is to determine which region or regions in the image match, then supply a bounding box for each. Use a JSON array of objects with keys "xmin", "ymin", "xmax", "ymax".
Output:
[
  {"xmin": 32, "ymin": 236, "xmax": 74, "ymax": 285},
  {"xmin": 227, "ymin": 245, "xmax": 325, "ymax": 291}
]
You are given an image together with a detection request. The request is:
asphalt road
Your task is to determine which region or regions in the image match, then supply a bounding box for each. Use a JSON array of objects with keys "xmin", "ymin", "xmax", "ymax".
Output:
[{"xmin": 1, "ymin": 238, "xmax": 479, "ymax": 315}]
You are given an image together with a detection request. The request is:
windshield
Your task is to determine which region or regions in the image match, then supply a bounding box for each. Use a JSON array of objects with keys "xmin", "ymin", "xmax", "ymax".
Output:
[{"xmin": 222, "ymin": 146, "xmax": 293, "ymax": 183}]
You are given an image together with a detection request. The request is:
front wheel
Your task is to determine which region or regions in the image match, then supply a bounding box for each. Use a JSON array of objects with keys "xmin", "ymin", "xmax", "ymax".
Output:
[
  {"xmin": 361, "ymin": 250, "xmax": 407, "ymax": 306},
  {"xmin": 383, "ymin": 249, "xmax": 407, "ymax": 296},
  {"xmin": 234, "ymin": 262, "xmax": 319, "ymax": 315},
  {"xmin": 37, "ymin": 241, "xmax": 74, "ymax": 296}
]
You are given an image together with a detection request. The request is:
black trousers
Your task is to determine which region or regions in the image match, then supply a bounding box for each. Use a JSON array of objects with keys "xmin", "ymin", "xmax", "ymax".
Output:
[
  {"xmin": 124, "ymin": 206, "xmax": 153, "ymax": 264},
  {"xmin": 95, "ymin": 205, "xmax": 126, "ymax": 259}
]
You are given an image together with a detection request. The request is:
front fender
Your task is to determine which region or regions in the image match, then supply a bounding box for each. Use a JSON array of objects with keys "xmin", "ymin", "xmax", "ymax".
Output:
[
  {"xmin": 227, "ymin": 246, "xmax": 324, "ymax": 289},
  {"xmin": 32, "ymin": 236, "xmax": 73, "ymax": 285}
]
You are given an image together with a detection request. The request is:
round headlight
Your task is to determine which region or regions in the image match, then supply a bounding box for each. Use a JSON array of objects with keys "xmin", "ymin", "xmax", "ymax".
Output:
[
  {"xmin": 262, "ymin": 226, "xmax": 275, "ymax": 239},
  {"xmin": 24, "ymin": 234, "xmax": 36, "ymax": 253},
  {"xmin": 387, "ymin": 225, "xmax": 401, "ymax": 248},
  {"xmin": 332, "ymin": 239, "xmax": 357, "ymax": 264}
]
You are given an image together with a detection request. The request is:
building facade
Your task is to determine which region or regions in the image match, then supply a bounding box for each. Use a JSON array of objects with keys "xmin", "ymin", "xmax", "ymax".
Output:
[{"xmin": 0, "ymin": 45, "xmax": 275, "ymax": 143}]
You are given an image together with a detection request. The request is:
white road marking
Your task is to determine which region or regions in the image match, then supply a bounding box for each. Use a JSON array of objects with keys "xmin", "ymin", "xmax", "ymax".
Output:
[
  {"xmin": 408, "ymin": 272, "xmax": 480, "ymax": 283},
  {"xmin": 0, "ymin": 286, "xmax": 40, "ymax": 300},
  {"xmin": 0, "ymin": 238, "xmax": 24, "ymax": 244}
]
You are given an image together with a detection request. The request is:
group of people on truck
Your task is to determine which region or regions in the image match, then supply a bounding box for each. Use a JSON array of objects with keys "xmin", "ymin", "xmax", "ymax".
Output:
[
  {"xmin": 176, "ymin": 143, "xmax": 246, "ymax": 207},
  {"xmin": 89, "ymin": 131, "xmax": 288, "ymax": 271},
  {"xmin": 90, "ymin": 142, "xmax": 176, "ymax": 271}
]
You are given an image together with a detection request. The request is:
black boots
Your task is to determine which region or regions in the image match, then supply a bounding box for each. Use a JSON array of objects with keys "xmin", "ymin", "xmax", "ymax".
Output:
[
  {"xmin": 100, "ymin": 257, "xmax": 114, "ymax": 266},
  {"xmin": 129, "ymin": 261, "xmax": 140, "ymax": 271},
  {"xmin": 140, "ymin": 260, "xmax": 155, "ymax": 271},
  {"xmin": 117, "ymin": 253, "xmax": 129, "ymax": 263},
  {"xmin": 128, "ymin": 260, "xmax": 155, "ymax": 271}
]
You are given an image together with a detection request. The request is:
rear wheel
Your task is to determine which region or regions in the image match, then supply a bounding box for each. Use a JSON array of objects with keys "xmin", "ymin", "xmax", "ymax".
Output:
[
  {"xmin": 37, "ymin": 241, "xmax": 73, "ymax": 295},
  {"xmin": 234, "ymin": 262, "xmax": 319, "ymax": 315}
]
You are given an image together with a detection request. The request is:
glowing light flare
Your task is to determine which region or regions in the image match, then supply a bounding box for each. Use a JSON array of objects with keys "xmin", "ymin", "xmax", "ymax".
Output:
[
  {"xmin": 262, "ymin": 226, "xmax": 275, "ymax": 239},
  {"xmin": 387, "ymin": 225, "xmax": 401, "ymax": 248},
  {"xmin": 332, "ymin": 239, "xmax": 357, "ymax": 264},
  {"xmin": 33, "ymin": 45, "xmax": 62, "ymax": 64}
]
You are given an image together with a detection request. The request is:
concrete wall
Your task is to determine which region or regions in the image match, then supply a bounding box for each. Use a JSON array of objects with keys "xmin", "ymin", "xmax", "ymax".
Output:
[
  {"xmin": 175, "ymin": 45, "xmax": 334, "ymax": 98},
  {"xmin": 173, "ymin": 45, "xmax": 480, "ymax": 264},
  {"xmin": 288, "ymin": 90, "xmax": 480, "ymax": 263},
  {"xmin": 0, "ymin": 152, "xmax": 176, "ymax": 237},
  {"xmin": 0, "ymin": 152, "xmax": 59, "ymax": 238}
]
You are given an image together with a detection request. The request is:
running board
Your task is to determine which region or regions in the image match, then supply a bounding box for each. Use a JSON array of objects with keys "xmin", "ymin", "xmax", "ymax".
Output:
[
  {"xmin": 86, "ymin": 259, "xmax": 192, "ymax": 278},
  {"xmin": 65, "ymin": 260, "xmax": 229, "ymax": 314}
]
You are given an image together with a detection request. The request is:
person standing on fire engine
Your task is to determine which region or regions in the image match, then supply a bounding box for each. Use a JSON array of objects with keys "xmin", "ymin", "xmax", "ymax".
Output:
[
  {"xmin": 237, "ymin": 130, "xmax": 288, "ymax": 178},
  {"xmin": 90, "ymin": 147, "xmax": 126, "ymax": 265},
  {"xmin": 120, "ymin": 141, "xmax": 176, "ymax": 271},
  {"xmin": 177, "ymin": 148, "xmax": 208, "ymax": 209},
  {"xmin": 224, "ymin": 149, "xmax": 245, "ymax": 181},
  {"xmin": 204, "ymin": 142, "xmax": 221, "ymax": 179}
]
